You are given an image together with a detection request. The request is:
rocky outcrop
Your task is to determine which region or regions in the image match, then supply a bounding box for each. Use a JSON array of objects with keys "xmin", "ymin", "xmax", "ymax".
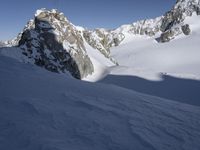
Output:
[
  {"xmin": 157, "ymin": 27, "xmax": 182, "ymax": 43},
  {"xmin": 83, "ymin": 28, "xmax": 123, "ymax": 65},
  {"xmin": 113, "ymin": 0, "xmax": 199, "ymax": 43},
  {"xmin": 0, "ymin": 41, "xmax": 6, "ymax": 47},
  {"xmin": 157, "ymin": 0, "xmax": 199, "ymax": 42},
  {"xmin": 18, "ymin": 9, "xmax": 94, "ymax": 79},
  {"xmin": 182, "ymin": 24, "xmax": 191, "ymax": 35},
  {"xmin": 114, "ymin": 17, "xmax": 162, "ymax": 37},
  {"xmin": 83, "ymin": 29, "xmax": 111, "ymax": 58},
  {"xmin": 160, "ymin": 9, "xmax": 183, "ymax": 32}
]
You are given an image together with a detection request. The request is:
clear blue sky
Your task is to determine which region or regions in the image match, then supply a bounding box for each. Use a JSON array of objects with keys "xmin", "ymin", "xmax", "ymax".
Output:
[{"xmin": 0, "ymin": 0, "xmax": 175, "ymax": 40}]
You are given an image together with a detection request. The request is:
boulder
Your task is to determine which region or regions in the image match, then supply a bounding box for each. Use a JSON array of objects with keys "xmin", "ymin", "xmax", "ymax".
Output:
[
  {"xmin": 181, "ymin": 24, "xmax": 191, "ymax": 35},
  {"xmin": 157, "ymin": 27, "xmax": 182, "ymax": 43}
]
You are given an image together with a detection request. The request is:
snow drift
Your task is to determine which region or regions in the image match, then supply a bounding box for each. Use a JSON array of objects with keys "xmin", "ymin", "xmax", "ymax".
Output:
[{"xmin": 0, "ymin": 54, "xmax": 200, "ymax": 150}]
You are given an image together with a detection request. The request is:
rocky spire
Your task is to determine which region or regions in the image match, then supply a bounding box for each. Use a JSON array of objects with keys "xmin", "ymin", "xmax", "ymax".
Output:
[{"xmin": 18, "ymin": 8, "xmax": 94, "ymax": 79}]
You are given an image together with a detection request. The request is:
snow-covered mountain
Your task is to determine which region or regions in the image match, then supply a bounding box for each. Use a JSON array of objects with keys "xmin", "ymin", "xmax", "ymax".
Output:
[
  {"xmin": 1, "ymin": 8, "xmax": 121, "ymax": 79},
  {"xmin": 113, "ymin": 0, "xmax": 200, "ymax": 42},
  {"xmin": 1, "ymin": 0, "xmax": 199, "ymax": 80},
  {"xmin": 0, "ymin": 0, "xmax": 200, "ymax": 150},
  {"xmin": 109, "ymin": 14, "xmax": 200, "ymax": 79},
  {"xmin": 9, "ymin": 9, "xmax": 95, "ymax": 79},
  {"xmin": 0, "ymin": 0, "xmax": 199, "ymax": 87}
]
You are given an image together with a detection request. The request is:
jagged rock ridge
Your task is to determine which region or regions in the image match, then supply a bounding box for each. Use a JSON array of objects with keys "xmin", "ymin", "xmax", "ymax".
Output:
[
  {"xmin": 158, "ymin": 0, "xmax": 200, "ymax": 42},
  {"xmin": 18, "ymin": 9, "xmax": 94, "ymax": 79},
  {"xmin": 113, "ymin": 0, "xmax": 200, "ymax": 42},
  {"xmin": 83, "ymin": 28, "xmax": 124, "ymax": 65},
  {"xmin": 1, "ymin": 0, "xmax": 200, "ymax": 79}
]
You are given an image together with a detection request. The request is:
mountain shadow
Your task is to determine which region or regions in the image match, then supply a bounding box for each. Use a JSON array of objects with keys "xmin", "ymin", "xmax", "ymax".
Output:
[{"xmin": 100, "ymin": 74, "xmax": 200, "ymax": 106}]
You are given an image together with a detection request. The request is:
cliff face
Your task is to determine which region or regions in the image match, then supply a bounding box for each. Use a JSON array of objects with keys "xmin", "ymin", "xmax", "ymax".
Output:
[
  {"xmin": 157, "ymin": 0, "xmax": 200, "ymax": 42},
  {"xmin": 18, "ymin": 9, "xmax": 94, "ymax": 79},
  {"xmin": 83, "ymin": 28, "xmax": 124, "ymax": 65}
]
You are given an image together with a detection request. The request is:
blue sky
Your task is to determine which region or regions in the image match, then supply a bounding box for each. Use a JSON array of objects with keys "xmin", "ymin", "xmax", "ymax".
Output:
[{"xmin": 0, "ymin": 0, "xmax": 175, "ymax": 40}]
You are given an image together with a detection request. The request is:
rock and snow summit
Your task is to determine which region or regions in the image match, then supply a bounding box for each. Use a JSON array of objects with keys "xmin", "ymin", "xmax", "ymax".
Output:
[{"xmin": 0, "ymin": 0, "xmax": 200, "ymax": 150}]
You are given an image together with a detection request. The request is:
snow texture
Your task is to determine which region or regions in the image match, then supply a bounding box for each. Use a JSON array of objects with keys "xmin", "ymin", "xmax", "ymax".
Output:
[
  {"xmin": 0, "ymin": 1, "xmax": 200, "ymax": 150},
  {"xmin": 0, "ymin": 53, "xmax": 200, "ymax": 150}
]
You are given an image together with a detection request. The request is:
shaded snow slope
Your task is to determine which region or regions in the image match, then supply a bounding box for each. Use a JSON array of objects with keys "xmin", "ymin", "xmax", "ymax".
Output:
[
  {"xmin": 97, "ymin": 14, "xmax": 200, "ymax": 106},
  {"xmin": 101, "ymin": 74, "xmax": 200, "ymax": 106},
  {"xmin": 1, "ymin": 52, "xmax": 200, "ymax": 150}
]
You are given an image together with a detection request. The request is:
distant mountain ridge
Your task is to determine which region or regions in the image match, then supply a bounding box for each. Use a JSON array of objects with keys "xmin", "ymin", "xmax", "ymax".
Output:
[{"xmin": 1, "ymin": 0, "xmax": 199, "ymax": 79}]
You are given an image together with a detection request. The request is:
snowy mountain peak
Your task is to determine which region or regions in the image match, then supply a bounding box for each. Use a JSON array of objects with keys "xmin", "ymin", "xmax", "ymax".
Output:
[
  {"xmin": 17, "ymin": 8, "xmax": 95, "ymax": 79},
  {"xmin": 1, "ymin": 0, "xmax": 200, "ymax": 80},
  {"xmin": 175, "ymin": 0, "xmax": 200, "ymax": 10},
  {"xmin": 1, "ymin": 1, "xmax": 200, "ymax": 149},
  {"xmin": 34, "ymin": 8, "xmax": 70, "ymax": 24},
  {"xmin": 113, "ymin": 0, "xmax": 200, "ymax": 43},
  {"xmin": 1, "ymin": 8, "xmax": 121, "ymax": 79}
]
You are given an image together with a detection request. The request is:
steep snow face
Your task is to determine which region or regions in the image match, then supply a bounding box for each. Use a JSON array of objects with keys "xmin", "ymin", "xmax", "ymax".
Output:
[
  {"xmin": 1, "ymin": 53, "xmax": 200, "ymax": 150},
  {"xmin": 110, "ymin": 14, "xmax": 200, "ymax": 81}
]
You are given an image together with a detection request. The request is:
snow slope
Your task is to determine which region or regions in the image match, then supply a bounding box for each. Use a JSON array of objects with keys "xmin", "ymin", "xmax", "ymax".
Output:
[
  {"xmin": 1, "ymin": 52, "xmax": 200, "ymax": 150},
  {"xmin": 82, "ymin": 41, "xmax": 114, "ymax": 82},
  {"xmin": 97, "ymin": 14, "xmax": 200, "ymax": 106},
  {"xmin": 110, "ymin": 14, "xmax": 200, "ymax": 81},
  {"xmin": 0, "ymin": 2, "xmax": 200, "ymax": 149}
]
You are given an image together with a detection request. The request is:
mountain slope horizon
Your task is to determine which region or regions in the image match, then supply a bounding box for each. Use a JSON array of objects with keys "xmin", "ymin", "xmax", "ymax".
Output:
[
  {"xmin": 1, "ymin": 0, "xmax": 200, "ymax": 80},
  {"xmin": 0, "ymin": 0, "xmax": 200, "ymax": 150},
  {"xmin": 1, "ymin": 47, "xmax": 200, "ymax": 150}
]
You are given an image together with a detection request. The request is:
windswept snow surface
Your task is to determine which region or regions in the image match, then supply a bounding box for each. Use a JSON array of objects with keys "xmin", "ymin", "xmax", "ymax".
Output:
[
  {"xmin": 0, "ymin": 9, "xmax": 200, "ymax": 150},
  {"xmin": 1, "ymin": 51, "xmax": 200, "ymax": 150},
  {"xmin": 110, "ymin": 14, "xmax": 200, "ymax": 81}
]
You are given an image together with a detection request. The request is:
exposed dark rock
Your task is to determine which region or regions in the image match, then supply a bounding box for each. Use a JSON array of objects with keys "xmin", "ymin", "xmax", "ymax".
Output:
[
  {"xmin": 196, "ymin": 6, "xmax": 200, "ymax": 15},
  {"xmin": 182, "ymin": 24, "xmax": 191, "ymax": 35},
  {"xmin": 160, "ymin": 8, "xmax": 184, "ymax": 32},
  {"xmin": 0, "ymin": 41, "xmax": 5, "ymax": 47},
  {"xmin": 83, "ymin": 29, "xmax": 122, "ymax": 65},
  {"xmin": 158, "ymin": 30, "xmax": 174, "ymax": 43},
  {"xmin": 157, "ymin": 27, "xmax": 182, "ymax": 43},
  {"xmin": 18, "ymin": 9, "xmax": 94, "ymax": 79}
]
